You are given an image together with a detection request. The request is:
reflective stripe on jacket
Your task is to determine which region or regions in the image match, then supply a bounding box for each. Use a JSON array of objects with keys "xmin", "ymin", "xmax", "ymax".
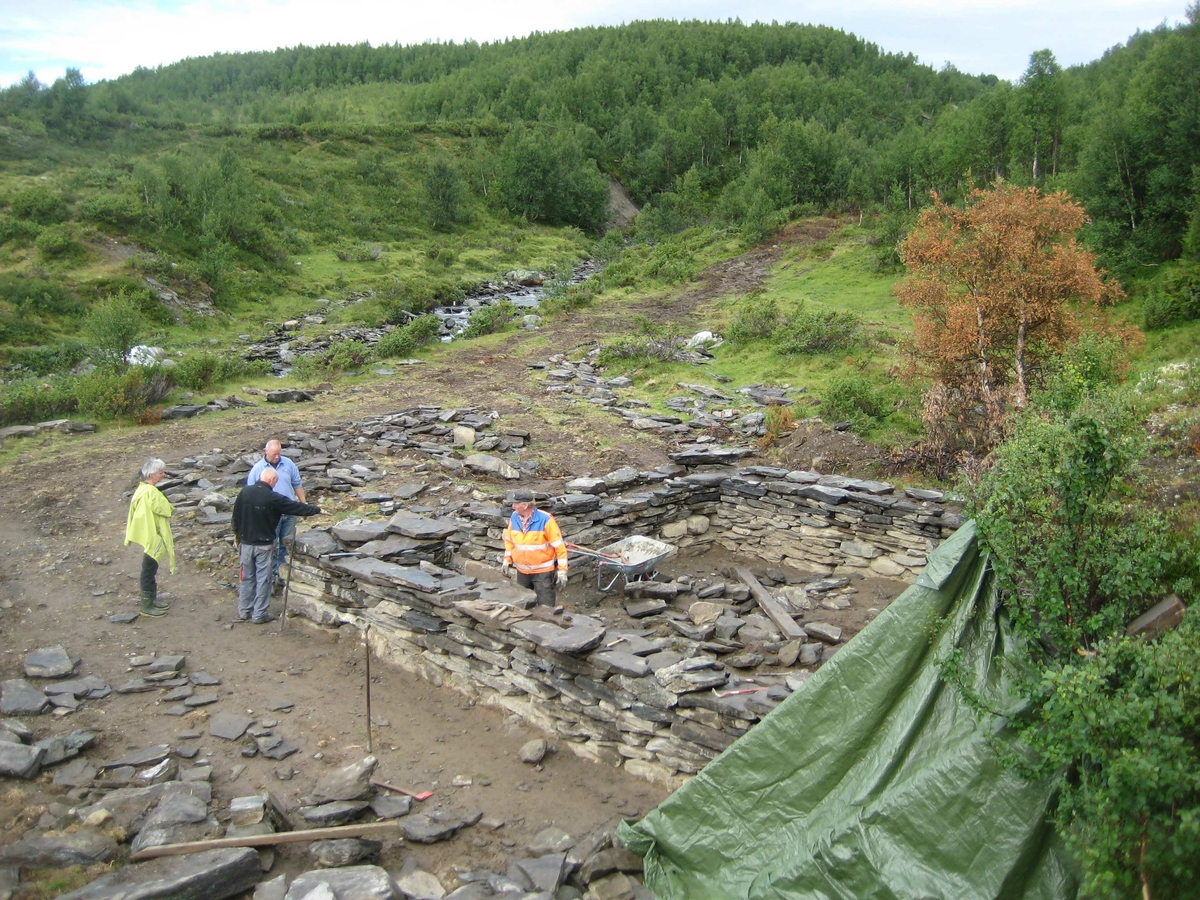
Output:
[{"xmin": 503, "ymin": 508, "xmax": 568, "ymax": 575}]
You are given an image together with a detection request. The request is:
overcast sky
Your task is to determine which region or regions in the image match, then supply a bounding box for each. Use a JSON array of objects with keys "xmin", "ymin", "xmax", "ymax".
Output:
[{"xmin": 0, "ymin": 0, "xmax": 1189, "ymax": 90}]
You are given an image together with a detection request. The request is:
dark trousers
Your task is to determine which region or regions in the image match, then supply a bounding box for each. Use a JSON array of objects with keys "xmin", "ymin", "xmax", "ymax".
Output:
[
  {"xmin": 517, "ymin": 570, "xmax": 556, "ymax": 606},
  {"xmin": 140, "ymin": 554, "xmax": 158, "ymax": 594}
]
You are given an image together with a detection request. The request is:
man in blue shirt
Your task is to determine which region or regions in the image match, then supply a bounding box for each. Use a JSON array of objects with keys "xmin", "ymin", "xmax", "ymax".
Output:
[{"xmin": 246, "ymin": 439, "xmax": 306, "ymax": 590}]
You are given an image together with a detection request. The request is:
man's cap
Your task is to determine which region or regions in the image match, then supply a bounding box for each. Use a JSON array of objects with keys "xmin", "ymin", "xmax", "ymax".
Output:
[{"xmin": 512, "ymin": 489, "xmax": 535, "ymax": 503}]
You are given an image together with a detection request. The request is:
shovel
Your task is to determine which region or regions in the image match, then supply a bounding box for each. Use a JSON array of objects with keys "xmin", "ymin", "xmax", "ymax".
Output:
[{"xmin": 371, "ymin": 778, "xmax": 433, "ymax": 802}]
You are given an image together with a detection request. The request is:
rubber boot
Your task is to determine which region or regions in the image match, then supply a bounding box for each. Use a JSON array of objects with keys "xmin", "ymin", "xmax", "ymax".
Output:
[
  {"xmin": 151, "ymin": 585, "xmax": 170, "ymax": 610},
  {"xmin": 139, "ymin": 590, "xmax": 166, "ymax": 617}
]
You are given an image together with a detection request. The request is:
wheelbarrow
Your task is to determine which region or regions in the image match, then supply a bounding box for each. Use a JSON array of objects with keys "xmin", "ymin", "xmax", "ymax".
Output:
[{"xmin": 567, "ymin": 535, "xmax": 677, "ymax": 592}]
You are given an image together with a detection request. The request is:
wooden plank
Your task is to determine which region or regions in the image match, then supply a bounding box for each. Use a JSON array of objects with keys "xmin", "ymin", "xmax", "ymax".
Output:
[
  {"xmin": 735, "ymin": 567, "xmax": 806, "ymax": 641},
  {"xmin": 1126, "ymin": 594, "xmax": 1186, "ymax": 639},
  {"xmin": 129, "ymin": 820, "xmax": 400, "ymax": 861}
]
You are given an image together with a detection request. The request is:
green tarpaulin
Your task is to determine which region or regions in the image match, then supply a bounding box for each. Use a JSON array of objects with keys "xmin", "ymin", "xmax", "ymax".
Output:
[{"xmin": 618, "ymin": 522, "xmax": 1078, "ymax": 899}]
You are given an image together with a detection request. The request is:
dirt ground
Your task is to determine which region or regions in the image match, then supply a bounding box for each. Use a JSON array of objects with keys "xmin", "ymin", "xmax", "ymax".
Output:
[{"xmin": 0, "ymin": 223, "xmax": 900, "ymax": 894}]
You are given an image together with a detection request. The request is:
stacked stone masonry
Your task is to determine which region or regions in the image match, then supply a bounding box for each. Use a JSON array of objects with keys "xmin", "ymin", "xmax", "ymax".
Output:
[{"xmin": 287, "ymin": 463, "xmax": 961, "ymax": 789}]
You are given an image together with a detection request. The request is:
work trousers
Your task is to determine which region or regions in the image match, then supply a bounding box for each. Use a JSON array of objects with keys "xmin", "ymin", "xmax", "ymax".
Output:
[
  {"xmin": 517, "ymin": 570, "xmax": 556, "ymax": 607},
  {"xmin": 272, "ymin": 514, "xmax": 296, "ymax": 584},
  {"xmin": 238, "ymin": 543, "xmax": 274, "ymax": 620},
  {"xmin": 140, "ymin": 554, "xmax": 158, "ymax": 593}
]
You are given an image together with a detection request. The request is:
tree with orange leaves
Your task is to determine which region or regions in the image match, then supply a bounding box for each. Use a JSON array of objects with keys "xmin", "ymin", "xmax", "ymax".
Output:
[{"xmin": 897, "ymin": 183, "xmax": 1126, "ymax": 450}]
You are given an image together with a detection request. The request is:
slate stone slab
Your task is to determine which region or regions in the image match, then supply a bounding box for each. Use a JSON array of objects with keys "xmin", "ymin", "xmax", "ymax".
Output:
[
  {"xmin": 655, "ymin": 658, "xmax": 729, "ymax": 694},
  {"xmin": 24, "ymin": 645, "xmax": 77, "ymax": 678},
  {"xmin": 543, "ymin": 616, "xmax": 606, "ymax": 654},
  {"xmin": 1, "ymin": 679, "xmax": 50, "ymax": 715},
  {"xmin": 148, "ymin": 655, "xmax": 185, "ymax": 674},
  {"xmin": 285, "ymin": 866, "xmax": 398, "ymax": 900},
  {"xmin": 256, "ymin": 735, "xmax": 299, "ymax": 760},
  {"xmin": 294, "ymin": 529, "xmax": 341, "ymax": 557},
  {"xmin": 357, "ymin": 534, "xmax": 426, "ymax": 560},
  {"xmin": 109, "ymin": 612, "xmax": 141, "ymax": 624},
  {"xmin": 55, "ymin": 847, "xmax": 260, "ymax": 900},
  {"xmin": 44, "ymin": 675, "xmax": 110, "ymax": 699},
  {"xmin": 298, "ymin": 800, "xmax": 369, "ymax": 826},
  {"xmin": 512, "ymin": 853, "xmax": 567, "ymax": 892},
  {"xmin": 312, "ymin": 756, "xmax": 377, "ymax": 803},
  {"xmin": 35, "ymin": 730, "xmax": 96, "ymax": 765},
  {"xmin": 368, "ymin": 794, "xmax": 411, "ymax": 819},
  {"xmin": 624, "ymin": 598, "xmax": 667, "ymax": 619},
  {"xmin": 162, "ymin": 685, "xmax": 194, "ymax": 702},
  {"xmin": 101, "ymin": 744, "xmax": 171, "ymax": 770},
  {"xmin": 332, "ymin": 519, "xmax": 391, "ymax": 544},
  {"xmin": 115, "ymin": 678, "xmax": 158, "ymax": 694},
  {"xmin": 386, "ymin": 511, "xmax": 458, "ymax": 540},
  {"xmin": 399, "ymin": 813, "xmax": 465, "ymax": 843},
  {"xmin": 209, "ymin": 712, "xmax": 254, "ymax": 741},
  {"xmin": 310, "ymin": 838, "xmax": 382, "ymax": 868},
  {"xmin": 589, "ymin": 650, "xmax": 650, "ymax": 678},
  {"xmin": 266, "ymin": 698, "xmax": 294, "ymax": 711},
  {"xmin": 0, "ymin": 829, "xmax": 117, "ymax": 867},
  {"xmin": 189, "ymin": 671, "xmax": 221, "ymax": 686},
  {"xmin": 130, "ymin": 792, "xmax": 214, "ymax": 854},
  {"xmin": 0, "ymin": 719, "xmax": 32, "ymax": 742},
  {"xmin": 53, "ymin": 756, "xmax": 97, "ymax": 788},
  {"xmin": 183, "ymin": 692, "xmax": 218, "ymax": 707},
  {"xmin": 0, "ymin": 741, "xmax": 44, "ymax": 778},
  {"xmin": 804, "ymin": 622, "xmax": 843, "ymax": 644}
]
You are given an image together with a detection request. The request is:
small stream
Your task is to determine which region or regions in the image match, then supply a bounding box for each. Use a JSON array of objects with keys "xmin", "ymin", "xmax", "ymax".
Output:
[
  {"xmin": 243, "ymin": 261, "xmax": 598, "ymax": 376},
  {"xmin": 429, "ymin": 260, "xmax": 598, "ymax": 339}
]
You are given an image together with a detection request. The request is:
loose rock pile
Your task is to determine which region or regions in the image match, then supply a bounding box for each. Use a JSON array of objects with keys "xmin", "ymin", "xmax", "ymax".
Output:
[
  {"xmin": 1, "ymin": 643, "xmax": 654, "ymax": 900},
  {"xmin": 531, "ymin": 349, "xmax": 805, "ymax": 444}
]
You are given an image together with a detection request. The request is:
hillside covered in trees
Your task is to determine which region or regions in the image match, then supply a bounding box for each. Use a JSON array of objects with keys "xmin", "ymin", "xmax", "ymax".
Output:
[{"xmin": 0, "ymin": 11, "xmax": 1197, "ymax": 380}]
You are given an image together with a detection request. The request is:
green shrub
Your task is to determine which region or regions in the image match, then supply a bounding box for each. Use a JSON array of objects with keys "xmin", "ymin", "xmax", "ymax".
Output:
[
  {"xmin": 821, "ymin": 371, "xmax": 892, "ymax": 432},
  {"xmin": 461, "ymin": 301, "xmax": 516, "ymax": 339},
  {"xmin": 1019, "ymin": 617, "xmax": 1200, "ymax": 899},
  {"xmin": 0, "ymin": 311, "xmax": 48, "ymax": 344},
  {"xmin": 0, "ymin": 215, "xmax": 41, "ymax": 245},
  {"xmin": 333, "ymin": 242, "xmax": 383, "ymax": 262},
  {"xmin": 0, "ymin": 375, "xmax": 79, "ymax": 425},
  {"xmin": 80, "ymin": 192, "xmax": 143, "ymax": 227},
  {"xmin": 3, "ymin": 341, "xmax": 88, "ymax": 375},
  {"xmin": 0, "ymin": 274, "xmax": 83, "ymax": 318},
  {"xmin": 1142, "ymin": 264, "xmax": 1200, "ymax": 329},
  {"xmin": 172, "ymin": 352, "xmax": 268, "ymax": 390},
  {"xmin": 375, "ymin": 315, "xmax": 440, "ymax": 358},
  {"xmin": 727, "ymin": 292, "xmax": 780, "ymax": 346},
  {"xmin": 9, "ymin": 185, "xmax": 68, "ymax": 223},
  {"xmin": 1034, "ymin": 332, "xmax": 1131, "ymax": 415},
  {"xmin": 970, "ymin": 399, "xmax": 1176, "ymax": 653},
  {"xmin": 772, "ymin": 302, "xmax": 862, "ymax": 355},
  {"xmin": 84, "ymin": 291, "xmax": 144, "ymax": 368},
  {"xmin": 75, "ymin": 366, "xmax": 173, "ymax": 419},
  {"xmin": 34, "ymin": 223, "xmax": 83, "ymax": 257}
]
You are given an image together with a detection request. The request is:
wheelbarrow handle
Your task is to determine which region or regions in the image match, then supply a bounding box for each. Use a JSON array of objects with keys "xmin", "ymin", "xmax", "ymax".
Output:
[{"xmin": 565, "ymin": 541, "xmax": 622, "ymax": 561}]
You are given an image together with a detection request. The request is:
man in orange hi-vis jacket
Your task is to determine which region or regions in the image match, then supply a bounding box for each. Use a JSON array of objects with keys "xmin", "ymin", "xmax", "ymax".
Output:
[{"xmin": 502, "ymin": 489, "xmax": 568, "ymax": 606}]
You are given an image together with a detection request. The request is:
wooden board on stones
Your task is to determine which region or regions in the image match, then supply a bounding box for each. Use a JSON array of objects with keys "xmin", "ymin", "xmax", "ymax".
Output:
[{"xmin": 734, "ymin": 567, "xmax": 806, "ymax": 641}]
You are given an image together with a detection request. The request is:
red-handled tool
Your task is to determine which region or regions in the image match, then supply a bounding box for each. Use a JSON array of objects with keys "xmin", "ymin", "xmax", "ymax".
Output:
[{"xmin": 371, "ymin": 779, "xmax": 433, "ymax": 802}]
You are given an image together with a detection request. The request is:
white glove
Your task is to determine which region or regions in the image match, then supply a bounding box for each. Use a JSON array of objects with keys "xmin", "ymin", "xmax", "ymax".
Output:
[
  {"xmin": 501, "ymin": 561, "xmax": 512, "ymax": 577},
  {"xmin": 556, "ymin": 570, "xmax": 568, "ymax": 587}
]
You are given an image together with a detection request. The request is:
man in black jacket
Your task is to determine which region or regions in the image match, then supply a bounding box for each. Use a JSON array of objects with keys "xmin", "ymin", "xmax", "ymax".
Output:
[{"xmin": 232, "ymin": 468, "xmax": 321, "ymax": 624}]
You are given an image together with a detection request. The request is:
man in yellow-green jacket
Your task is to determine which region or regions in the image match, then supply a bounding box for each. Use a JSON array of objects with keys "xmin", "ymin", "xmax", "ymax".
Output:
[{"xmin": 124, "ymin": 457, "xmax": 176, "ymax": 618}]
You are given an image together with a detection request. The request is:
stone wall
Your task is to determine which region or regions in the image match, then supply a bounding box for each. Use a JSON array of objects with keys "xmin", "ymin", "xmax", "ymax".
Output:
[{"xmin": 286, "ymin": 463, "xmax": 961, "ymax": 788}]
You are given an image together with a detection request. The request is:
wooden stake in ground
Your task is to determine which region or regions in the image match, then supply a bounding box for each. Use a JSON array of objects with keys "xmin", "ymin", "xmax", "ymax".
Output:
[
  {"xmin": 129, "ymin": 820, "xmax": 400, "ymax": 861},
  {"xmin": 735, "ymin": 567, "xmax": 807, "ymax": 641},
  {"xmin": 280, "ymin": 532, "xmax": 297, "ymax": 630},
  {"xmin": 365, "ymin": 623, "xmax": 373, "ymax": 755}
]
